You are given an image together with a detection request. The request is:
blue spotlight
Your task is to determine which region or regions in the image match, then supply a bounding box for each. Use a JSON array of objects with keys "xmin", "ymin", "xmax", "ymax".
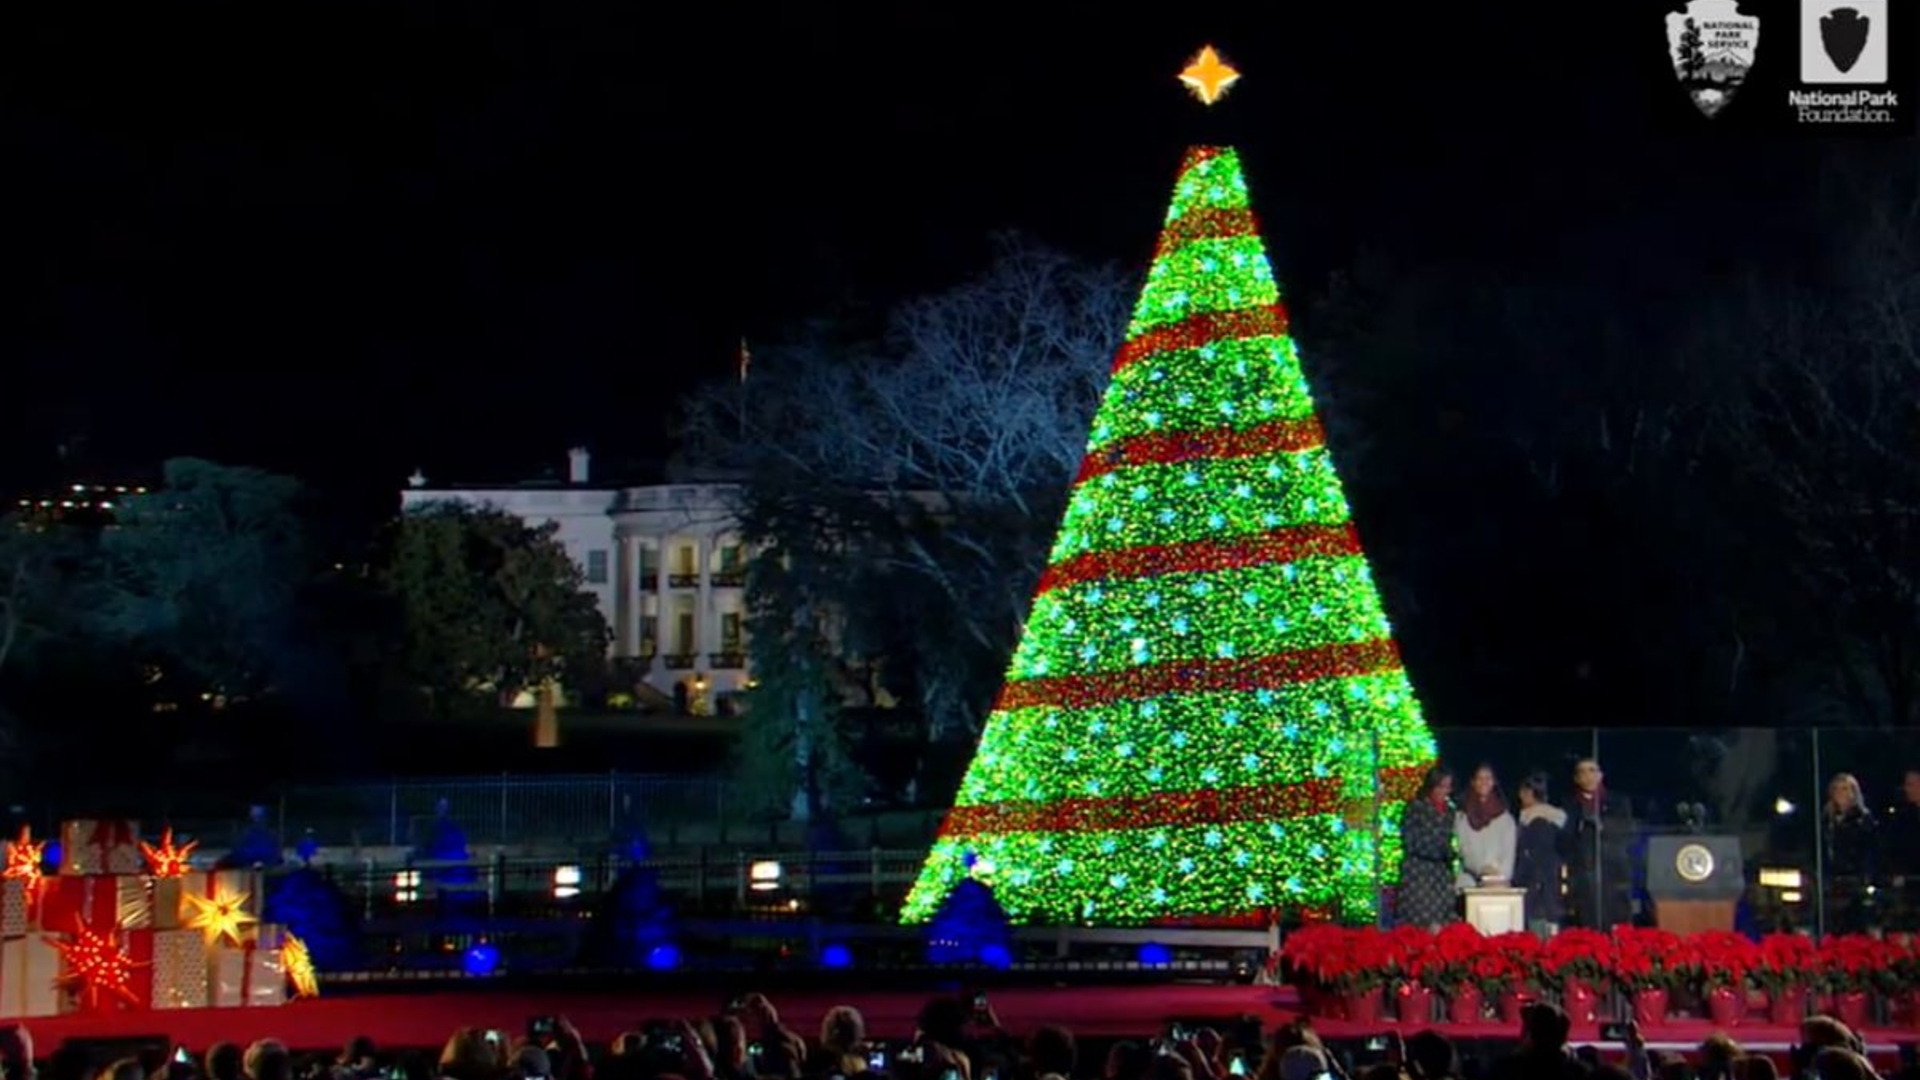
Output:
[
  {"xmin": 41, "ymin": 842, "xmax": 60, "ymax": 872},
  {"xmin": 820, "ymin": 942, "xmax": 854, "ymax": 970},
  {"xmin": 646, "ymin": 943, "xmax": 682, "ymax": 971},
  {"xmin": 978, "ymin": 942, "xmax": 1012, "ymax": 970},
  {"xmin": 463, "ymin": 943, "xmax": 501, "ymax": 976},
  {"xmin": 1138, "ymin": 941, "xmax": 1174, "ymax": 966}
]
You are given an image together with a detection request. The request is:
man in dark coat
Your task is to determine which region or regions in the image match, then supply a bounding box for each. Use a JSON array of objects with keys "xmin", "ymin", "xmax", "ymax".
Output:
[
  {"xmin": 1565, "ymin": 758, "xmax": 1633, "ymax": 931},
  {"xmin": 1884, "ymin": 768, "xmax": 1920, "ymax": 930}
]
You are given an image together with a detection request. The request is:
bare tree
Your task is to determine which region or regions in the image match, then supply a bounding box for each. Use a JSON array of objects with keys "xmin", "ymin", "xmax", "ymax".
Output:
[
  {"xmin": 1711, "ymin": 157, "xmax": 1920, "ymax": 727},
  {"xmin": 680, "ymin": 235, "xmax": 1132, "ymax": 809}
]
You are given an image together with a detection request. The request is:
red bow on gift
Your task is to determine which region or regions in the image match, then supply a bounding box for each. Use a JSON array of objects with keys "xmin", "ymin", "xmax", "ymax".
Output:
[{"xmin": 88, "ymin": 821, "xmax": 136, "ymax": 850}]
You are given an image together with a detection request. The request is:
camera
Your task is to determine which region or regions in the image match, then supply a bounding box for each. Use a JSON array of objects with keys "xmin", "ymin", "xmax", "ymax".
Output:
[{"xmin": 1599, "ymin": 1022, "xmax": 1633, "ymax": 1041}]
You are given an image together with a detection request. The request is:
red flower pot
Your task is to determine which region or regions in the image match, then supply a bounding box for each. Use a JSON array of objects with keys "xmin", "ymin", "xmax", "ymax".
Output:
[
  {"xmin": 1768, "ymin": 986, "xmax": 1807, "ymax": 1027},
  {"xmin": 1448, "ymin": 985, "xmax": 1485, "ymax": 1025},
  {"xmin": 1833, "ymin": 990, "xmax": 1870, "ymax": 1032},
  {"xmin": 1500, "ymin": 991, "xmax": 1533, "ymax": 1026},
  {"xmin": 1344, "ymin": 987, "xmax": 1385, "ymax": 1026},
  {"xmin": 1707, "ymin": 986, "xmax": 1745, "ymax": 1028},
  {"xmin": 1398, "ymin": 982, "xmax": 1434, "ymax": 1024},
  {"xmin": 1908, "ymin": 990, "xmax": 1920, "ymax": 1032},
  {"xmin": 1563, "ymin": 980, "xmax": 1599, "ymax": 1024},
  {"xmin": 1632, "ymin": 988, "xmax": 1670, "ymax": 1028}
]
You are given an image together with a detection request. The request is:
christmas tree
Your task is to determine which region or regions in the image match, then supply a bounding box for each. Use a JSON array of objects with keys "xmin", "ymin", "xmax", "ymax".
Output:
[{"xmin": 902, "ymin": 65, "xmax": 1436, "ymax": 925}]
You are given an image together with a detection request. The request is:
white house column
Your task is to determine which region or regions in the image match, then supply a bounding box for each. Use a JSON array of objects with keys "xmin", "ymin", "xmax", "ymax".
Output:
[
  {"xmin": 612, "ymin": 531, "xmax": 635, "ymax": 656},
  {"xmin": 696, "ymin": 535, "xmax": 715, "ymax": 666}
]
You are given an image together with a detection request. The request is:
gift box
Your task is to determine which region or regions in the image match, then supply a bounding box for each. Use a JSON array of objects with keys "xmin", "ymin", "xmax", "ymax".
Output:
[
  {"xmin": 58, "ymin": 821, "xmax": 143, "ymax": 876},
  {"xmin": 0, "ymin": 935, "xmax": 65, "ymax": 1018},
  {"xmin": 210, "ymin": 940, "xmax": 284, "ymax": 1008},
  {"xmin": 42, "ymin": 875, "xmax": 148, "ymax": 935},
  {"xmin": 150, "ymin": 928, "xmax": 210, "ymax": 1010},
  {"xmin": 0, "ymin": 879, "xmax": 37, "ymax": 937},
  {"xmin": 154, "ymin": 869, "xmax": 261, "ymax": 932}
]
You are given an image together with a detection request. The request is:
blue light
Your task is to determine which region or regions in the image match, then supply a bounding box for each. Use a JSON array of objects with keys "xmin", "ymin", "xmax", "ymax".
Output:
[
  {"xmin": 1138, "ymin": 941, "xmax": 1174, "ymax": 966},
  {"xmin": 820, "ymin": 943, "xmax": 853, "ymax": 970},
  {"xmin": 977, "ymin": 943, "xmax": 1012, "ymax": 971},
  {"xmin": 41, "ymin": 842, "xmax": 60, "ymax": 872},
  {"xmin": 463, "ymin": 943, "xmax": 500, "ymax": 976},
  {"xmin": 646, "ymin": 944, "xmax": 681, "ymax": 971}
]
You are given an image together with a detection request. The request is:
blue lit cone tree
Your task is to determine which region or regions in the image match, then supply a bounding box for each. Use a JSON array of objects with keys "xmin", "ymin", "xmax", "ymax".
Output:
[{"xmin": 901, "ymin": 143, "xmax": 1437, "ymax": 927}]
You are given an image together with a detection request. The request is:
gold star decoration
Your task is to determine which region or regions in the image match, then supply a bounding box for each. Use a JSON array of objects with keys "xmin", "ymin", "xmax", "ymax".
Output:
[
  {"xmin": 182, "ymin": 883, "xmax": 257, "ymax": 947},
  {"xmin": 48, "ymin": 919, "xmax": 145, "ymax": 1010},
  {"xmin": 282, "ymin": 933, "xmax": 320, "ymax": 999},
  {"xmin": 3, "ymin": 828, "xmax": 45, "ymax": 886},
  {"xmin": 139, "ymin": 828, "xmax": 197, "ymax": 878},
  {"xmin": 1179, "ymin": 45, "xmax": 1242, "ymax": 106}
]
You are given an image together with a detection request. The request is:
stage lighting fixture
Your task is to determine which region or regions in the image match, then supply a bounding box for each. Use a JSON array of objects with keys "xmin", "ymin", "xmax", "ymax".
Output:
[
  {"xmin": 820, "ymin": 943, "xmax": 854, "ymax": 970},
  {"xmin": 647, "ymin": 943, "xmax": 682, "ymax": 971},
  {"xmin": 1138, "ymin": 941, "xmax": 1174, "ymax": 966},
  {"xmin": 463, "ymin": 943, "xmax": 501, "ymax": 976},
  {"xmin": 978, "ymin": 943, "xmax": 1012, "ymax": 971},
  {"xmin": 552, "ymin": 864, "xmax": 582, "ymax": 900},
  {"xmin": 394, "ymin": 869, "xmax": 421, "ymax": 904},
  {"xmin": 749, "ymin": 860, "xmax": 782, "ymax": 892}
]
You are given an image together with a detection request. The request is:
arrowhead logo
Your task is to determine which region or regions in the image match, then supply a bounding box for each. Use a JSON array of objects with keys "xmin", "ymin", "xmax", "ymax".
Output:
[
  {"xmin": 1820, "ymin": 7, "xmax": 1870, "ymax": 72},
  {"xmin": 1666, "ymin": 0, "xmax": 1762, "ymax": 118}
]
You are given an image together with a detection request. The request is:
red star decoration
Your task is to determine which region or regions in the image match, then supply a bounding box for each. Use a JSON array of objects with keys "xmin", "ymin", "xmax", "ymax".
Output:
[
  {"xmin": 139, "ymin": 828, "xmax": 197, "ymax": 878},
  {"xmin": 48, "ymin": 919, "xmax": 145, "ymax": 1010},
  {"xmin": 3, "ymin": 828, "xmax": 45, "ymax": 899}
]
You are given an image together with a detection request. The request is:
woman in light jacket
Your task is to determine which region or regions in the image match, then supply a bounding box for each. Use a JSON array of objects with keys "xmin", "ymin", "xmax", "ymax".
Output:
[{"xmin": 1455, "ymin": 763, "xmax": 1517, "ymax": 887}]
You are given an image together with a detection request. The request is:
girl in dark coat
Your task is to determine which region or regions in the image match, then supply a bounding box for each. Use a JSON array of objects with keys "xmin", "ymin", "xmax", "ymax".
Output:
[
  {"xmin": 1511, "ymin": 773, "xmax": 1567, "ymax": 939},
  {"xmin": 1396, "ymin": 766, "xmax": 1458, "ymax": 929},
  {"xmin": 1565, "ymin": 757, "xmax": 1634, "ymax": 930}
]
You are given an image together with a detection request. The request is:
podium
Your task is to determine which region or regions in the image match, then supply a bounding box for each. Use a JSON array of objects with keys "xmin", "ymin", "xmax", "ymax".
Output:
[
  {"xmin": 1646, "ymin": 835, "xmax": 1743, "ymax": 934},
  {"xmin": 1464, "ymin": 887, "xmax": 1527, "ymax": 935}
]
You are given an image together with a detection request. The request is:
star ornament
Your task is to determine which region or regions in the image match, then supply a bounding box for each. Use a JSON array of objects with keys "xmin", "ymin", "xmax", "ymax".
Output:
[
  {"xmin": 48, "ymin": 920, "xmax": 145, "ymax": 1010},
  {"xmin": 3, "ymin": 827, "xmax": 45, "ymax": 885},
  {"xmin": 139, "ymin": 828, "xmax": 197, "ymax": 878},
  {"xmin": 182, "ymin": 884, "xmax": 257, "ymax": 947},
  {"xmin": 1179, "ymin": 45, "xmax": 1242, "ymax": 106},
  {"xmin": 282, "ymin": 933, "xmax": 320, "ymax": 999}
]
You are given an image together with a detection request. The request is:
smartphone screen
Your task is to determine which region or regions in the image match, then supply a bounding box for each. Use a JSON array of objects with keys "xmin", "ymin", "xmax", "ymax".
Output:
[
  {"xmin": 868, "ymin": 1051, "xmax": 887, "ymax": 1070},
  {"xmin": 1599, "ymin": 1022, "xmax": 1631, "ymax": 1041},
  {"xmin": 173, "ymin": 1048, "xmax": 192, "ymax": 1065},
  {"xmin": 1229, "ymin": 1056, "xmax": 1247, "ymax": 1076}
]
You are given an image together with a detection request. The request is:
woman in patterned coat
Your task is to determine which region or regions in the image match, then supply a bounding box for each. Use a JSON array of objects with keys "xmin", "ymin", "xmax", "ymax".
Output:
[{"xmin": 1396, "ymin": 766, "xmax": 1459, "ymax": 930}]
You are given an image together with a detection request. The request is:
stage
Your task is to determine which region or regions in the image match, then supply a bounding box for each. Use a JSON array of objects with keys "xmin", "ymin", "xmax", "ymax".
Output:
[{"xmin": 15, "ymin": 983, "xmax": 1918, "ymax": 1059}]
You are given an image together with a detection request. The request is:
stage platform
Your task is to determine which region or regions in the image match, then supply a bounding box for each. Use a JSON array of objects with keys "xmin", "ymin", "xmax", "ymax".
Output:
[{"xmin": 13, "ymin": 983, "xmax": 1920, "ymax": 1059}]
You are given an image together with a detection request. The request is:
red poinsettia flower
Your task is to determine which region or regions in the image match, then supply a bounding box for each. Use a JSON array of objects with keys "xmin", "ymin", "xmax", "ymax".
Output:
[
  {"xmin": 1610, "ymin": 926, "xmax": 1687, "ymax": 992},
  {"xmin": 1540, "ymin": 928, "xmax": 1613, "ymax": 991},
  {"xmin": 1753, "ymin": 932, "xmax": 1820, "ymax": 994},
  {"xmin": 1816, "ymin": 934, "xmax": 1902, "ymax": 994},
  {"xmin": 1689, "ymin": 931, "xmax": 1760, "ymax": 992}
]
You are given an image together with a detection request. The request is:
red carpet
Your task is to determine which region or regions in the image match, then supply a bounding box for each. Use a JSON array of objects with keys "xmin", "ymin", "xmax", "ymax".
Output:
[{"xmin": 17, "ymin": 984, "xmax": 1918, "ymax": 1055}]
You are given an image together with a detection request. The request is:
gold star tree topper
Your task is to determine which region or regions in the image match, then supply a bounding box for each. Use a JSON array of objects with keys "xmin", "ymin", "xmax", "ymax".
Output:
[
  {"xmin": 1179, "ymin": 45, "xmax": 1242, "ymax": 106},
  {"xmin": 182, "ymin": 883, "xmax": 258, "ymax": 946}
]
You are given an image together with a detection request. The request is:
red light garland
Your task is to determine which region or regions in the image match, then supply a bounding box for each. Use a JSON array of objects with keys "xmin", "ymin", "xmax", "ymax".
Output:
[
  {"xmin": 994, "ymin": 638, "xmax": 1402, "ymax": 711},
  {"xmin": 1038, "ymin": 523, "xmax": 1361, "ymax": 594},
  {"xmin": 1154, "ymin": 206, "xmax": 1261, "ymax": 256},
  {"xmin": 1075, "ymin": 416, "xmax": 1326, "ymax": 484},
  {"xmin": 1113, "ymin": 303, "xmax": 1290, "ymax": 374}
]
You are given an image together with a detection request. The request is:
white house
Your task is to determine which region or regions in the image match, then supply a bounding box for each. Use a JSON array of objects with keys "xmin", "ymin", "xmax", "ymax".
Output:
[{"xmin": 399, "ymin": 448, "xmax": 752, "ymax": 705}]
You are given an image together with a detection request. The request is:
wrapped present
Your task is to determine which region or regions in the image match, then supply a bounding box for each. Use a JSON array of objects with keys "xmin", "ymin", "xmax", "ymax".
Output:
[
  {"xmin": 0, "ymin": 935, "xmax": 65, "ymax": 1018},
  {"xmin": 0, "ymin": 878, "xmax": 37, "ymax": 936},
  {"xmin": 150, "ymin": 928, "xmax": 211, "ymax": 1010},
  {"xmin": 154, "ymin": 869, "xmax": 261, "ymax": 933},
  {"xmin": 210, "ymin": 940, "xmax": 284, "ymax": 1008},
  {"xmin": 59, "ymin": 821, "xmax": 143, "ymax": 876},
  {"xmin": 42, "ymin": 875, "xmax": 148, "ymax": 934}
]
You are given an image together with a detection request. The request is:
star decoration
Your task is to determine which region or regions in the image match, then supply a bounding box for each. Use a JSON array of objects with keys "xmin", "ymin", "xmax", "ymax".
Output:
[
  {"xmin": 3, "ymin": 827, "xmax": 45, "ymax": 886},
  {"xmin": 1178, "ymin": 45, "xmax": 1242, "ymax": 106},
  {"xmin": 139, "ymin": 828, "xmax": 197, "ymax": 878},
  {"xmin": 282, "ymin": 933, "xmax": 320, "ymax": 999},
  {"xmin": 48, "ymin": 919, "xmax": 145, "ymax": 1010},
  {"xmin": 182, "ymin": 884, "xmax": 257, "ymax": 947}
]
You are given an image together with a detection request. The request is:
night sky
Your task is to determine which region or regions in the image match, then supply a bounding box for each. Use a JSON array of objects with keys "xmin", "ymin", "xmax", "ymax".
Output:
[{"xmin": 1, "ymin": 1, "xmax": 1893, "ymax": 520}]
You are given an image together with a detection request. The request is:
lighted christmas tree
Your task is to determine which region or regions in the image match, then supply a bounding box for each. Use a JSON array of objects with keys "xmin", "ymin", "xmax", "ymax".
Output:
[{"xmin": 901, "ymin": 49, "xmax": 1436, "ymax": 927}]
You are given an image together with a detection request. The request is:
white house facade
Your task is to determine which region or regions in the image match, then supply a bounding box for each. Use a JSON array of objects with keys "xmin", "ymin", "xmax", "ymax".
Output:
[{"xmin": 398, "ymin": 448, "xmax": 751, "ymax": 705}]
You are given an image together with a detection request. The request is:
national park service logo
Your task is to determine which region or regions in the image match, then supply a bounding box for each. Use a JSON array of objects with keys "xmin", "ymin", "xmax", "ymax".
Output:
[{"xmin": 1667, "ymin": 0, "xmax": 1762, "ymax": 117}]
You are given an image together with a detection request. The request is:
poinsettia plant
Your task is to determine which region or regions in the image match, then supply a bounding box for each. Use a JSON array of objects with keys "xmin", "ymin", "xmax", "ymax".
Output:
[
  {"xmin": 1488, "ymin": 932, "xmax": 1546, "ymax": 994},
  {"xmin": 1611, "ymin": 926, "xmax": 1689, "ymax": 992},
  {"xmin": 1278, "ymin": 923, "xmax": 1350, "ymax": 991},
  {"xmin": 1539, "ymin": 928, "xmax": 1613, "ymax": 992},
  {"xmin": 1414, "ymin": 924, "xmax": 1489, "ymax": 995},
  {"xmin": 1689, "ymin": 930, "xmax": 1760, "ymax": 993},
  {"xmin": 1889, "ymin": 937, "xmax": 1920, "ymax": 994},
  {"xmin": 1817, "ymin": 934, "xmax": 1902, "ymax": 994},
  {"xmin": 1752, "ymin": 932, "xmax": 1819, "ymax": 995}
]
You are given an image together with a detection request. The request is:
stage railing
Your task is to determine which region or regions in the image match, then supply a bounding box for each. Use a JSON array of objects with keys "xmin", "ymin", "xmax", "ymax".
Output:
[{"xmin": 67, "ymin": 725, "xmax": 1920, "ymax": 939}]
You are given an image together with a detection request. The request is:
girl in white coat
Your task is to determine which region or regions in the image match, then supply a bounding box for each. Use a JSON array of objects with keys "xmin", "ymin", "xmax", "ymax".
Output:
[{"xmin": 1455, "ymin": 763, "xmax": 1517, "ymax": 887}]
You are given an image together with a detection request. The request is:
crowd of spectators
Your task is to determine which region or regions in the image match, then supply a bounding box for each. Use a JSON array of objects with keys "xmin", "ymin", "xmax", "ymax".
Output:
[{"xmin": 2, "ymin": 993, "xmax": 1915, "ymax": 1080}]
